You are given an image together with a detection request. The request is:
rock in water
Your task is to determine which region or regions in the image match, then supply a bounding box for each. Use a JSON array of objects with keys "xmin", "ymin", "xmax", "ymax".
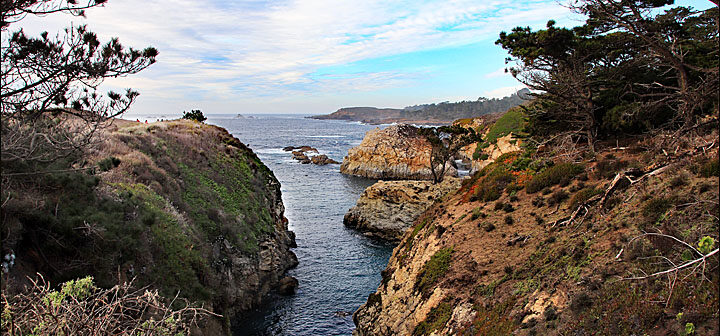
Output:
[
  {"xmin": 277, "ymin": 276, "xmax": 299, "ymax": 295},
  {"xmin": 311, "ymin": 154, "xmax": 340, "ymax": 165},
  {"xmin": 340, "ymin": 125, "xmax": 457, "ymax": 180},
  {"xmin": 344, "ymin": 177, "xmax": 462, "ymax": 241}
]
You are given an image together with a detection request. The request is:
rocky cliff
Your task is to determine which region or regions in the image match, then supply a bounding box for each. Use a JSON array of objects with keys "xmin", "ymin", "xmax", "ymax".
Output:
[
  {"xmin": 353, "ymin": 129, "xmax": 719, "ymax": 335},
  {"xmin": 1, "ymin": 119, "xmax": 297, "ymax": 334},
  {"xmin": 455, "ymin": 107, "xmax": 524, "ymax": 173},
  {"xmin": 344, "ymin": 178, "xmax": 462, "ymax": 241},
  {"xmin": 340, "ymin": 125, "xmax": 457, "ymax": 180}
]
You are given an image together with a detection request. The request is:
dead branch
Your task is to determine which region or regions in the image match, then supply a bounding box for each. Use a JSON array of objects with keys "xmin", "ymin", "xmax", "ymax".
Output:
[{"xmin": 620, "ymin": 248, "xmax": 718, "ymax": 281}]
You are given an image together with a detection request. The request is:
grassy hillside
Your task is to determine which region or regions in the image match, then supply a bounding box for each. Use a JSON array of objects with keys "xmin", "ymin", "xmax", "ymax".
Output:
[
  {"xmin": 354, "ymin": 117, "xmax": 719, "ymax": 335},
  {"xmin": 1, "ymin": 119, "xmax": 296, "ymax": 331}
]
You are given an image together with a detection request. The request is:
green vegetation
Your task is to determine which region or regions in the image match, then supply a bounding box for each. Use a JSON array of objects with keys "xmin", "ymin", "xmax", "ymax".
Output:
[
  {"xmin": 182, "ymin": 109, "xmax": 207, "ymax": 122},
  {"xmin": 462, "ymin": 297, "xmax": 517, "ymax": 335},
  {"xmin": 415, "ymin": 248, "xmax": 454, "ymax": 297},
  {"xmin": 525, "ymin": 163, "xmax": 584, "ymax": 193},
  {"xmin": 484, "ymin": 106, "xmax": 526, "ymax": 144},
  {"xmin": 1, "ymin": 276, "xmax": 204, "ymax": 335},
  {"xmin": 497, "ymin": 3, "xmax": 717, "ymax": 149},
  {"xmin": 699, "ymin": 159, "xmax": 719, "ymax": 177},
  {"xmin": 413, "ymin": 302, "xmax": 453, "ymax": 336},
  {"xmin": 569, "ymin": 187, "xmax": 602, "ymax": 209},
  {"xmin": 97, "ymin": 156, "xmax": 121, "ymax": 172}
]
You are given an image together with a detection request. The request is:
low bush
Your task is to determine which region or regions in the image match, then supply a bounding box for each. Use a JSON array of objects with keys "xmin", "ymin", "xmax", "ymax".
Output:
[
  {"xmin": 549, "ymin": 190, "xmax": 569, "ymax": 204},
  {"xmin": 642, "ymin": 197, "xmax": 672, "ymax": 223},
  {"xmin": 0, "ymin": 276, "xmax": 206, "ymax": 335},
  {"xmin": 569, "ymin": 187, "xmax": 602, "ymax": 209},
  {"xmin": 526, "ymin": 163, "xmax": 585, "ymax": 193},
  {"xmin": 503, "ymin": 203, "xmax": 515, "ymax": 212},
  {"xmin": 699, "ymin": 159, "xmax": 719, "ymax": 177}
]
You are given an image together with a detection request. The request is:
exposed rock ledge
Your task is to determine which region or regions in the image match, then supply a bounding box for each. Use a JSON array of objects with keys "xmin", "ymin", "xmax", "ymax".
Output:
[
  {"xmin": 344, "ymin": 178, "xmax": 462, "ymax": 241},
  {"xmin": 340, "ymin": 125, "xmax": 457, "ymax": 180}
]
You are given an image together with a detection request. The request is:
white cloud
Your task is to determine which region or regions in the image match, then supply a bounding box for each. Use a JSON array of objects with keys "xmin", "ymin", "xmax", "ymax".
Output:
[
  {"xmin": 10, "ymin": 0, "xmax": 571, "ymax": 113},
  {"xmin": 483, "ymin": 84, "xmax": 527, "ymax": 99}
]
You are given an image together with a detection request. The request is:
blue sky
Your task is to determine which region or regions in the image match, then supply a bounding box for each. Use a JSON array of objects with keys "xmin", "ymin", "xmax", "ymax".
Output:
[{"xmin": 13, "ymin": 0, "xmax": 715, "ymax": 115}]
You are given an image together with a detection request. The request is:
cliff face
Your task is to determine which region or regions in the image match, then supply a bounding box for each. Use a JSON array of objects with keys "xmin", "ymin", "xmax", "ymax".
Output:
[
  {"xmin": 344, "ymin": 178, "xmax": 462, "ymax": 241},
  {"xmin": 1, "ymin": 119, "xmax": 297, "ymax": 333},
  {"xmin": 340, "ymin": 125, "xmax": 457, "ymax": 180},
  {"xmin": 353, "ymin": 130, "xmax": 719, "ymax": 336}
]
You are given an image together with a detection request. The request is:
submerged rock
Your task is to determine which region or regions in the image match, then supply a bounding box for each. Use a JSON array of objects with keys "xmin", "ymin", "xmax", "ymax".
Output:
[
  {"xmin": 340, "ymin": 125, "xmax": 457, "ymax": 180},
  {"xmin": 344, "ymin": 177, "xmax": 462, "ymax": 241}
]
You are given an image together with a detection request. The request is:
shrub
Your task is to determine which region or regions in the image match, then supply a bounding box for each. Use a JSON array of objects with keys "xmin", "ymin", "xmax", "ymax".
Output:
[
  {"xmin": 699, "ymin": 159, "xmax": 719, "ymax": 177},
  {"xmin": 570, "ymin": 292, "xmax": 592, "ymax": 313},
  {"xmin": 415, "ymin": 248, "xmax": 453, "ymax": 297},
  {"xmin": 503, "ymin": 203, "xmax": 515, "ymax": 212},
  {"xmin": 550, "ymin": 190, "xmax": 569, "ymax": 204},
  {"xmin": 98, "ymin": 156, "xmax": 121, "ymax": 171},
  {"xmin": 473, "ymin": 169, "xmax": 514, "ymax": 202},
  {"xmin": 642, "ymin": 197, "xmax": 672, "ymax": 223},
  {"xmin": 504, "ymin": 215, "xmax": 514, "ymax": 225},
  {"xmin": 509, "ymin": 195, "xmax": 519, "ymax": 202},
  {"xmin": 532, "ymin": 196, "xmax": 545, "ymax": 207},
  {"xmin": 669, "ymin": 174, "xmax": 688, "ymax": 188},
  {"xmin": 471, "ymin": 208, "xmax": 486, "ymax": 220},
  {"xmin": 494, "ymin": 202, "xmax": 505, "ymax": 211},
  {"xmin": 182, "ymin": 109, "xmax": 207, "ymax": 122},
  {"xmin": 1, "ymin": 276, "xmax": 206, "ymax": 335},
  {"xmin": 544, "ymin": 305, "xmax": 558, "ymax": 321},
  {"xmin": 595, "ymin": 158, "xmax": 629, "ymax": 179},
  {"xmin": 482, "ymin": 222, "xmax": 496, "ymax": 232},
  {"xmin": 526, "ymin": 163, "xmax": 585, "ymax": 193},
  {"xmin": 569, "ymin": 187, "xmax": 602, "ymax": 209}
]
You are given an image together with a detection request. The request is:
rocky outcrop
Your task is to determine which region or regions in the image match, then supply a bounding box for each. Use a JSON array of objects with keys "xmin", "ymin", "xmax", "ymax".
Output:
[
  {"xmin": 458, "ymin": 133, "xmax": 522, "ymax": 172},
  {"xmin": 340, "ymin": 125, "xmax": 457, "ymax": 180},
  {"xmin": 285, "ymin": 145, "xmax": 339, "ymax": 165},
  {"xmin": 344, "ymin": 178, "xmax": 462, "ymax": 241},
  {"xmin": 2, "ymin": 119, "xmax": 298, "ymax": 335},
  {"xmin": 311, "ymin": 154, "xmax": 339, "ymax": 165}
]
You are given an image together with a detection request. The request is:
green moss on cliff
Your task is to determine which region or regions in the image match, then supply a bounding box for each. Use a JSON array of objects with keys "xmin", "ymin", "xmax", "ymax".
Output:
[
  {"xmin": 413, "ymin": 301, "xmax": 453, "ymax": 336},
  {"xmin": 415, "ymin": 247, "xmax": 453, "ymax": 297}
]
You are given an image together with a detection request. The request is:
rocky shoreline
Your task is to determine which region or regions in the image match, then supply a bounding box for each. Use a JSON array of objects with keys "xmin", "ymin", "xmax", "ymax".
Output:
[{"xmin": 344, "ymin": 178, "xmax": 462, "ymax": 241}]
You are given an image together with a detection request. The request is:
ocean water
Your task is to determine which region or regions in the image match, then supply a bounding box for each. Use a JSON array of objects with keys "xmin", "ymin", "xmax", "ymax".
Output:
[{"xmin": 200, "ymin": 114, "xmax": 396, "ymax": 335}]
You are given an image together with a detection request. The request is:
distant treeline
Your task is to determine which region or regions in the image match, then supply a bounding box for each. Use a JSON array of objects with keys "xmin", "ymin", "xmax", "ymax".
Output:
[
  {"xmin": 400, "ymin": 89, "xmax": 530, "ymax": 121},
  {"xmin": 312, "ymin": 89, "xmax": 529, "ymax": 124}
]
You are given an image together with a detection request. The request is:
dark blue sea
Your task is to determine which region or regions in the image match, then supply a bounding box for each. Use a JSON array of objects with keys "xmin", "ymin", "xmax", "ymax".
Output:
[{"xmin": 176, "ymin": 114, "xmax": 395, "ymax": 335}]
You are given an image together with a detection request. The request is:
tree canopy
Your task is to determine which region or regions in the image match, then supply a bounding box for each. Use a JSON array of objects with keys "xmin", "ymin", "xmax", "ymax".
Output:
[
  {"xmin": 496, "ymin": 0, "xmax": 718, "ymax": 150},
  {"xmin": 1, "ymin": 0, "xmax": 157, "ymax": 167}
]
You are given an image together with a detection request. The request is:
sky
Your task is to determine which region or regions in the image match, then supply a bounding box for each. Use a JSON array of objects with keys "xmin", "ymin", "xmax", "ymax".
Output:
[{"xmin": 12, "ymin": 0, "xmax": 715, "ymax": 115}]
